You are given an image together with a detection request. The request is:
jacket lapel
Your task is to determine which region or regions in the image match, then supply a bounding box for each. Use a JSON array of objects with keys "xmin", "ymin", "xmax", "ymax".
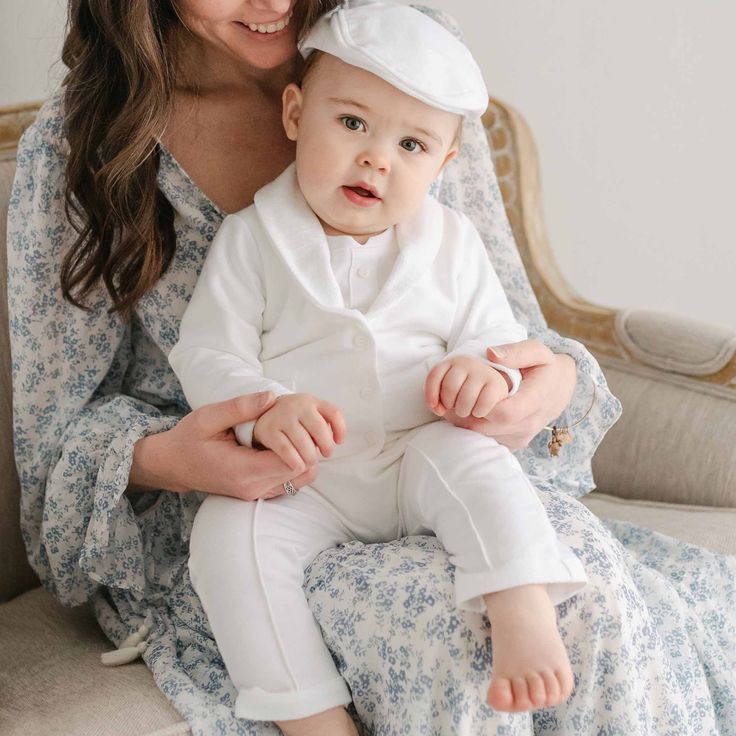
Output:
[
  {"xmin": 253, "ymin": 163, "xmax": 345, "ymax": 309},
  {"xmin": 369, "ymin": 194, "xmax": 444, "ymax": 315}
]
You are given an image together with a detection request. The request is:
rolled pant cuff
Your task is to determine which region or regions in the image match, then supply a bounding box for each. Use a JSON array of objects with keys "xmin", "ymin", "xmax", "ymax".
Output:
[
  {"xmin": 234, "ymin": 675, "xmax": 352, "ymax": 721},
  {"xmin": 455, "ymin": 552, "xmax": 588, "ymax": 614}
]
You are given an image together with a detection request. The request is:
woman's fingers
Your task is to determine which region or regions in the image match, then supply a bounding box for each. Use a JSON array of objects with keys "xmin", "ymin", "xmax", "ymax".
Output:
[
  {"xmin": 483, "ymin": 379, "xmax": 542, "ymax": 429},
  {"xmin": 238, "ymin": 450, "xmax": 318, "ymax": 500},
  {"xmin": 195, "ymin": 392, "xmax": 276, "ymax": 436},
  {"xmin": 486, "ymin": 339, "xmax": 554, "ymax": 370},
  {"xmin": 259, "ymin": 462, "xmax": 319, "ymax": 499}
]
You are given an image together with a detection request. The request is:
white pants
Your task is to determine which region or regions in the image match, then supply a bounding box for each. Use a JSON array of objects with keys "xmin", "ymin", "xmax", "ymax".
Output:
[{"xmin": 188, "ymin": 422, "xmax": 587, "ymax": 722}]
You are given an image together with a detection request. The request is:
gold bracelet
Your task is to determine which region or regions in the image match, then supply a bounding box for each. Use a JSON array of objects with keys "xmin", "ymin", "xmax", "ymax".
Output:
[{"xmin": 543, "ymin": 383, "xmax": 597, "ymax": 457}]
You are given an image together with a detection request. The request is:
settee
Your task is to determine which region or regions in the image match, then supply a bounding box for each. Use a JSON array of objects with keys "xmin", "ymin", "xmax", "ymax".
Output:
[{"xmin": 1, "ymin": 98, "xmax": 734, "ymax": 735}]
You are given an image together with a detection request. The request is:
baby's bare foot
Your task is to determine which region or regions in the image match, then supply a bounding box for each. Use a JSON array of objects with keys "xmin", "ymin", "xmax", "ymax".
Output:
[{"xmin": 483, "ymin": 584, "xmax": 573, "ymax": 712}]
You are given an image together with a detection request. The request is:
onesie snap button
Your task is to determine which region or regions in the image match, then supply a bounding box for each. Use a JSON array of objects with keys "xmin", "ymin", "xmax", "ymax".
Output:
[
  {"xmin": 356, "ymin": 266, "xmax": 371, "ymax": 279},
  {"xmin": 364, "ymin": 431, "xmax": 378, "ymax": 445},
  {"xmin": 353, "ymin": 334, "xmax": 368, "ymax": 349},
  {"xmin": 359, "ymin": 386, "xmax": 373, "ymax": 400}
]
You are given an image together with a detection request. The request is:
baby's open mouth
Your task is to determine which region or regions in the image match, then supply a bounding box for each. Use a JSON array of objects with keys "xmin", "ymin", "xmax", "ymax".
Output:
[
  {"xmin": 344, "ymin": 185, "xmax": 380, "ymax": 199},
  {"xmin": 341, "ymin": 185, "xmax": 382, "ymax": 207},
  {"xmin": 348, "ymin": 186, "xmax": 376, "ymax": 198}
]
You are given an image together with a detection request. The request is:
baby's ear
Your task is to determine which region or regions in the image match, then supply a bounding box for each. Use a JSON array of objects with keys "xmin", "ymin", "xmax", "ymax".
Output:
[
  {"xmin": 437, "ymin": 146, "xmax": 459, "ymax": 174},
  {"xmin": 282, "ymin": 83, "xmax": 304, "ymax": 141}
]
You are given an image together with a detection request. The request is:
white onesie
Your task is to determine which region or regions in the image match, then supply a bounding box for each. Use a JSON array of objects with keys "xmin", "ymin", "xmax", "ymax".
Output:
[{"xmin": 170, "ymin": 163, "xmax": 587, "ymax": 722}]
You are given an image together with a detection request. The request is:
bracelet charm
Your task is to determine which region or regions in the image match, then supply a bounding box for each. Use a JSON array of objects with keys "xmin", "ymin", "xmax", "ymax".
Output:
[
  {"xmin": 548, "ymin": 426, "xmax": 572, "ymax": 456},
  {"xmin": 544, "ymin": 383, "xmax": 597, "ymax": 457}
]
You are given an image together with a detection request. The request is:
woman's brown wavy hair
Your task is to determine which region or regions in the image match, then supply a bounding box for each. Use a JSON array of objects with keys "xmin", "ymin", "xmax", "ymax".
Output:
[{"xmin": 61, "ymin": 0, "xmax": 340, "ymax": 320}]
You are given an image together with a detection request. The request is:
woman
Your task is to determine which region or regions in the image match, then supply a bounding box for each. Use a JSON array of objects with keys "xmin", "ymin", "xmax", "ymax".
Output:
[{"xmin": 7, "ymin": 1, "xmax": 735, "ymax": 735}]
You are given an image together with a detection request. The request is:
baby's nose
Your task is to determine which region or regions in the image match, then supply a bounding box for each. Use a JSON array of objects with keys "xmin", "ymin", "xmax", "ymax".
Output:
[{"xmin": 358, "ymin": 148, "xmax": 391, "ymax": 173}]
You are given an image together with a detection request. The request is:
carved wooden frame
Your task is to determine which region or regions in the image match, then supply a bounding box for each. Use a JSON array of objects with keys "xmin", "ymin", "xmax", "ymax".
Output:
[{"xmin": 482, "ymin": 98, "xmax": 736, "ymax": 389}]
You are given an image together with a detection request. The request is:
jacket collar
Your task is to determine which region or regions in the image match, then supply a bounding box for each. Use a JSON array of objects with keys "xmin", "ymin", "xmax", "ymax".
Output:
[
  {"xmin": 254, "ymin": 163, "xmax": 344, "ymax": 309},
  {"xmin": 253, "ymin": 162, "xmax": 444, "ymax": 313}
]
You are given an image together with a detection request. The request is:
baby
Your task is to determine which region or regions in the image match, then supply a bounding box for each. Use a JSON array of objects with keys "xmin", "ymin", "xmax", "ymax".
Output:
[{"xmin": 170, "ymin": 0, "xmax": 587, "ymax": 729}]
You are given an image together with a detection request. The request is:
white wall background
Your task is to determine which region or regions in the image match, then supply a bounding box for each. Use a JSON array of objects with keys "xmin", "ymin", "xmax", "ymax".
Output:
[{"xmin": 1, "ymin": 1, "xmax": 734, "ymax": 329}]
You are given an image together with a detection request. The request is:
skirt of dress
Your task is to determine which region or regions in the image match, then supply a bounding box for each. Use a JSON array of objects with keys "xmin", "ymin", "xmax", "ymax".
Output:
[{"xmin": 99, "ymin": 487, "xmax": 736, "ymax": 736}]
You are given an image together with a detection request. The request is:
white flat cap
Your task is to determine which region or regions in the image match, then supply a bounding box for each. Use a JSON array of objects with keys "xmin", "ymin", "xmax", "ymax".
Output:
[{"xmin": 299, "ymin": 0, "xmax": 488, "ymax": 117}]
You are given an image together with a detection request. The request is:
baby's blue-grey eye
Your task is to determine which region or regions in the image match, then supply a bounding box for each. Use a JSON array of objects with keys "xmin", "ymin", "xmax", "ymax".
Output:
[
  {"xmin": 343, "ymin": 116, "xmax": 363, "ymax": 131},
  {"xmin": 400, "ymin": 139, "xmax": 421, "ymax": 153}
]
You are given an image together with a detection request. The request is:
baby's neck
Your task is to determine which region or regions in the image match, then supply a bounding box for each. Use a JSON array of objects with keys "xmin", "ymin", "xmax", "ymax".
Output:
[{"xmin": 320, "ymin": 223, "xmax": 392, "ymax": 245}]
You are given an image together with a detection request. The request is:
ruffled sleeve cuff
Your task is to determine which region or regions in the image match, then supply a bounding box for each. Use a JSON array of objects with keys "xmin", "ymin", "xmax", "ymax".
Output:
[
  {"xmin": 77, "ymin": 409, "xmax": 180, "ymax": 602},
  {"xmin": 514, "ymin": 330, "xmax": 623, "ymax": 497}
]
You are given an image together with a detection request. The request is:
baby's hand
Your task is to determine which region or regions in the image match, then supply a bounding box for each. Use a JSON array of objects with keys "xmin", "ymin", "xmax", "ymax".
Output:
[
  {"xmin": 253, "ymin": 394, "xmax": 346, "ymax": 473},
  {"xmin": 425, "ymin": 356, "xmax": 510, "ymax": 419}
]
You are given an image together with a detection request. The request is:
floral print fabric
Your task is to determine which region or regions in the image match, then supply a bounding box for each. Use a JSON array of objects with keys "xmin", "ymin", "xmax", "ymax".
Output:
[{"xmin": 7, "ymin": 8, "xmax": 736, "ymax": 734}]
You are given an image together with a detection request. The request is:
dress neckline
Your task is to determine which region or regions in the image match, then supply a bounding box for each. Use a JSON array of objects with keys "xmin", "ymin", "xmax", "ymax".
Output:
[{"xmin": 157, "ymin": 140, "xmax": 227, "ymax": 219}]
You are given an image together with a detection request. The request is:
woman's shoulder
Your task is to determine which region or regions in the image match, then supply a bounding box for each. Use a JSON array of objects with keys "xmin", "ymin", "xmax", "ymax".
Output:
[{"xmin": 17, "ymin": 88, "xmax": 67, "ymax": 158}]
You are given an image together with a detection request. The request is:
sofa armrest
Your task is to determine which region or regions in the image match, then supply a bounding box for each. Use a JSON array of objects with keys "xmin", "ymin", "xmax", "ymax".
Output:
[
  {"xmin": 591, "ymin": 310, "xmax": 736, "ymax": 507},
  {"xmin": 483, "ymin": 99, "xmax": 736, "ymax": 507}
]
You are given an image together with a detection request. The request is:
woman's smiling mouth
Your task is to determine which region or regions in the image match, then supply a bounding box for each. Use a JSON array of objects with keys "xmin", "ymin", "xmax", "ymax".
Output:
[{"xmin": 236, "ymin": 10, "xmax": 293, "ymax": 35}]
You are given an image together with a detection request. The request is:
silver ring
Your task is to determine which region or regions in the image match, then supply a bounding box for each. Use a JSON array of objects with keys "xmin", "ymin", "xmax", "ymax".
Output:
[{"xmin": 283, "ymin": 480, "xmax": 298, "ymax": 496}]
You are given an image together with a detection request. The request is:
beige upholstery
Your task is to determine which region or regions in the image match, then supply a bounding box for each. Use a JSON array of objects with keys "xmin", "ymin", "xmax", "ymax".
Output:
[
  {"xmin": 1, "ymin": 100, "xmax": 734, "ymax": 736},
  {"xmin": 592, "ymin": 361, "xmax": 736, "ymax": 507},
  {"xmin": 582, "ymin": 493, "xmax": 736, "ymax": 556},
  {"xmin": 614, "ymin": 308, "xmax": 736, "ymax": 376},
  {"xmin": 0, "ymin": 588, "xmax": 186, "ymax": 736},
  {"xmin": 0, "ymin": 146, "xmax": 38, "ymax": 603}
]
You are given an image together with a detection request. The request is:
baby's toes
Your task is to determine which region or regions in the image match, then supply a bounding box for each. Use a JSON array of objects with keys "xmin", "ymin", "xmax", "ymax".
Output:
[
  {"xmin": 540, "ymin": 669, "xmax": 561, "ymax": 706},
  {"xmin": 487, "ymin": 676, "xmax": 514, "ymax": 711},
  {"xmin": 511, "ymin": 676, "xmax": 534, "ymax": 711},
  {"xmin": 556, "ymin": 667, "xmax": 574, "ymax": 703},
  {"xmin": 526, "ymin": 672, "xmax": 547, "ymax": 708}
]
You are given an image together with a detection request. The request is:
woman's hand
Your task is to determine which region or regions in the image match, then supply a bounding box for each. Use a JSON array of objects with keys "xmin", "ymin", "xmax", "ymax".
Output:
[
  {"xmin": 128, "ymin": 392, "xmax": 318, "ymax": 501},
  {"xmin": 439, "ymin": 340, "xmax": 577, "ymax": 451}
]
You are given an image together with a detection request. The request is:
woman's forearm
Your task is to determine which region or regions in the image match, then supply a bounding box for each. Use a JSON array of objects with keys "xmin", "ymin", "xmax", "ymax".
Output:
[{"xmin": 127, "ymin": 430, "xmax": 189, "ymax": 496}]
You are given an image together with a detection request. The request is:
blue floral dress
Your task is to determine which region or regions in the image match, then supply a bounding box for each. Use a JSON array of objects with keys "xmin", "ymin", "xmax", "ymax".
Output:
[{"xmin": 7, "ymin": 10, "xmax": 736, "ymax": 735}]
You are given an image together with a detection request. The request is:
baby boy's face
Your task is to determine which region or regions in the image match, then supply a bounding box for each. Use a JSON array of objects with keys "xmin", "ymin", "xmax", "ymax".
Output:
[{"xmin": 282, "ymin": 54, "xmax": 461, "ymax": 243}]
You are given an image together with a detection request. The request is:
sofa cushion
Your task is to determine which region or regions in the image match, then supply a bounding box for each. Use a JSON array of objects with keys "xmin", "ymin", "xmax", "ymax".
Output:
[
  {"xmin": 0, "ymin": 587, "xmax": 188, "ymax": 736},
  {"xmin": 592, "ymin": 361, "xmax": 736, "ymax": 509}
]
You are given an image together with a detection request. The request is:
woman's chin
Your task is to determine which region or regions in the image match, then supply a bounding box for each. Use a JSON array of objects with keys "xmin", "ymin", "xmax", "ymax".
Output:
[{"xmin": 232, "ymin": 25, "xmax": 298, "ymax": 69}]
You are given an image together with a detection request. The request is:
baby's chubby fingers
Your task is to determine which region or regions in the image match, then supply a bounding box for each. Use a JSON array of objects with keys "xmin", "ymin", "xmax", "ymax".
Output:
[
  {"xmin": 301, "ymin": 410, "xmax": 337, "ymax": 458},
  {"xmin": 424, "ymin": 361, "xmax": 452, "ymax": 414},
  {"xmin": 284, "ymin": 422, "xmax": 321, "ymax": 468},
  {"xmin": 471, "ymin": 380, "xmax": 507, "ymax": 418},
  {"xmin": 268, "ymin": 430, "xmax": 308, "ymax": 474},
  {"xmin": 318, "ymin": 401, "xmax": 347, "ymax": 446},
  {"xmin": 454, "ymin": 377, "xmax": 484, "ymax": 418},
  {"xmin": 439, "ymin": 365, "xmax": 468, "ymax": 413}
]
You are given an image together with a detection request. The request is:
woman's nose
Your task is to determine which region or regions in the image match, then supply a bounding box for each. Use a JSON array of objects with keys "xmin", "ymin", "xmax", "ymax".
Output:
[{"xmin": 246, "ymin": 0, "xmax": 292, "ymax": 16}]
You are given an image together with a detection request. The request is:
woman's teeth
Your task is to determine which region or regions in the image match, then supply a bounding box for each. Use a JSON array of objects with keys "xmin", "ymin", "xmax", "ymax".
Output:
[{"xmin": 245, "ymin": 10, "xmax": 293, "ymax": 33}]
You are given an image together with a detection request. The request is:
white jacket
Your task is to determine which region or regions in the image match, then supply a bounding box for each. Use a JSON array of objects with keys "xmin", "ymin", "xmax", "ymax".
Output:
[{"xmin": 169, "ymin": 163, "xmax": 527, "ymax": 461}]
